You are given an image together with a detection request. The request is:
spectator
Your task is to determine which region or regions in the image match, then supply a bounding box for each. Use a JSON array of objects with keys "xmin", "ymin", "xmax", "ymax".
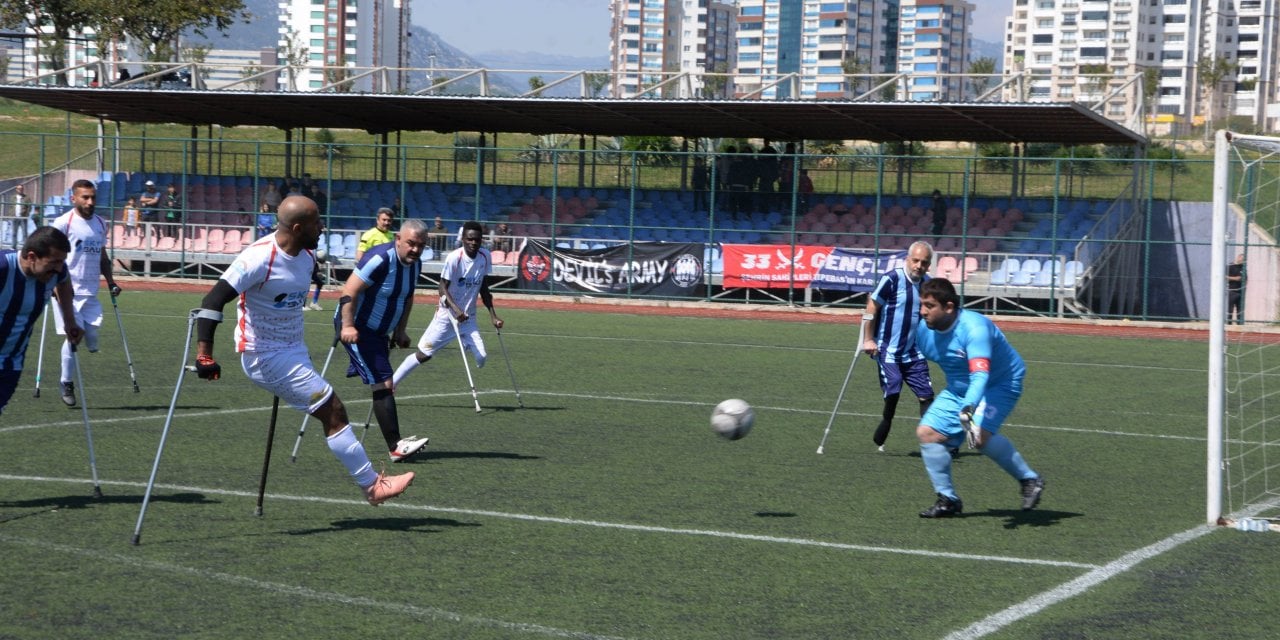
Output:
[
  {"xmin": 138, "ymin": 180, "xmax": 161, "ymax": 229},
  {"xmin": 757, "ymin": 142, "xmax": 779, "ymax": 212},
  {"xmin": 12, "ymin": 184, "xmax": 32, "ymax": 249},
  {"xmin": 355, "ymin": 207, "xmax": 395, "ymax": 263},
  {"xmin": 309, "ymin": 184, "xmax": 327, "ymax": 214},
  {"xmin": 1227, "ymin": 253, "xmax": 1246, "ymax": 325},
  {"xmin": 493, "ymin": 221, "xmax": 513, "ymax": 252},
  {"xmin": 122, "ymin": 197, "xmax": 141, "ymax": 240},
  {"xmin": 162, "ymin": 183, "xmax": 183, "ymax": 239},
  {"xmin": 716, "ymin": 146, "xmax": 735, "ymax": 213},
  {"xmin": 390, "ymin": 196, "xmax": 406, "ymax": 218},
  {"xmin": 261, "ymin": 182, "xmax": 282, "ymax": 213},
  {"xmin": 255, "ymin": 203, "xmax": 275, "ymax": 239},
  {"xmin": 691, "ymin": 158, "xmax": 709, "ymax": 212},
  {"xmin": 428, "ymin": 216, "xmax": 450, "ymax": 254},
  {"xmin": 930, "ymin": 189, "xmax": 948, "ymax": 240},
  {"xmin": 797, "ymin": 169, "xmax": 814, "ymax": 213}
]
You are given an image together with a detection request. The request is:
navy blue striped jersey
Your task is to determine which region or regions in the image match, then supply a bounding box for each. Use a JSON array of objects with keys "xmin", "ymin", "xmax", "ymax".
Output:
[
  {"xmin": 0, "ymin": 251, "xmax": 68, "ymax": 371},
  {"xmin": 869, "ymin": 268, "xmax": 927, "ymax": 363},
  {"xmin": 350, "ymin": 242, "xmax": 419, "ymax": 336}
]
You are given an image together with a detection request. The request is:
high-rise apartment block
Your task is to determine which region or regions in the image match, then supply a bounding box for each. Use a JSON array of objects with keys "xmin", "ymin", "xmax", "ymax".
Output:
[
  {"xmin": 1003, "ymin": 0, "xmax": 1280, "ymax": 134},
  {"xmin": 608, "ymin": 0, "xmax": 735, "ymax": 98},
  {"xmin": 896, "ymin": 0, "xmax": 974, "ymax": 101},
  {"xmin": 277, "ymin": 0, "xmax": 411, "ymax": 92}
]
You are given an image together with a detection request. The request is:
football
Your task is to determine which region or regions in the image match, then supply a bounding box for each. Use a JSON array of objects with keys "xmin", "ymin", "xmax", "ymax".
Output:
[{"xmin": 711, "ymin": 398, "xmax": 755, "ymax": 440}]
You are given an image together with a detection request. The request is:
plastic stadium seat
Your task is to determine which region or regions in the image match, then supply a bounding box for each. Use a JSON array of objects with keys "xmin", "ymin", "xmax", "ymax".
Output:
[{"xmin": 935, "ymin": 255, "xmax": 958, "ymax": 279}]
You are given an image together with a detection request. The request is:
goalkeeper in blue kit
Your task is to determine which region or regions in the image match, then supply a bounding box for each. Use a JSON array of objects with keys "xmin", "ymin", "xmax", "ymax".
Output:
[{"xmin": 912, "ymin": 278, "xmax": 1044, "ymax": 518}]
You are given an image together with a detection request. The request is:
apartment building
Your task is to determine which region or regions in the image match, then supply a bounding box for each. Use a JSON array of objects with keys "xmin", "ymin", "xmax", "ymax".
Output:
[
  {"xmin": 896, "ymin": 0, "xmax": 974, "ymax": 101},
  {"xmin": 277, "ymin": 0, "xmax": 411, "ymax": 92},
  {"xmin": 609, "ymin": 0, "xmax": 735, "ymax": 98}
]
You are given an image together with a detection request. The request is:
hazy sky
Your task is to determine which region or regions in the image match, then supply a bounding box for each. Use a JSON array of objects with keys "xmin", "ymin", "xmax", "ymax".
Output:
[{"xmin": 413, "ymin": 0, "xmax": 1008, "ymax": 58}]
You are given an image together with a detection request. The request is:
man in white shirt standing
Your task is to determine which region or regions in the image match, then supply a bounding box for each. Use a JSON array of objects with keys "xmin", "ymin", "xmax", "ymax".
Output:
[
  {"xmin": 192, "ymin": 195, "xmax": 416, "ymax": 506},
  {"xmin": 49, "ymin": 179, "xmax": 121, "ymax": 407},
  {"xmin": 11, "ymin": 184, "xmax": 31, "ymax": 249}
]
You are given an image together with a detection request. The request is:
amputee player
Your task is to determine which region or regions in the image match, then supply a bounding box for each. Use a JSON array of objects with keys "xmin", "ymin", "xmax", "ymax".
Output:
[
  {"xmin": 49, "ymin": 179, "xmax": 121, "ymax": 407},
  {"xmin": 336, "ymin": 217, "xmax": 431, "ymax": 463},
  {"xmin": 0, "ymin": 228, "xmax": 82, "ymax": 415},
  {"xmin": 913, "ymin": 278, "xmax": 1044, "ymax": 518},
  {"xmin": 393, "ymin": 220, "xmax": 503, "ymax": 387},
  {"xmin": 192, "ymin": 195, "xmax": 414, "ymax": 505},
  {"xmin": 862, "ymin": 241, "xmax": 935, "ymax": 451}
]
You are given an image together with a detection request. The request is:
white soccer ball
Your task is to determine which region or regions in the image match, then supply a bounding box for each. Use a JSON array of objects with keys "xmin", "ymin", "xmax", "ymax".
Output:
[{"xmin": 711, "ymin": 398, "xmax": 755, "ymax": 440}]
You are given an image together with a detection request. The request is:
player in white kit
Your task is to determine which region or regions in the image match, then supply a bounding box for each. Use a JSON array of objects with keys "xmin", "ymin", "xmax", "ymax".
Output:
[
  {"xmin": 192, "ymin": 195, "xmax": 415, "ymax": 505},
  {"xmin": 393, "ymin": 220, "xmax": 504, "ymax": 387},
  {"xmin": 49, "ymin": 179, "xmax": 121, "ymax": 407}
]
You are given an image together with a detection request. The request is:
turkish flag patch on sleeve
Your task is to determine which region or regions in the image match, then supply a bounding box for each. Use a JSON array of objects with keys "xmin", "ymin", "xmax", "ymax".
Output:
[{"xmin": 969, "ymin": 357, "xmax": 990, "ymax": 373}]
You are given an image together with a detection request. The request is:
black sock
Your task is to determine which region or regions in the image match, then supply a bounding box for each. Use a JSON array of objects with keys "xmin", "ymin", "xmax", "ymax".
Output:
[
  {"xmin": 372, "ymin": 388, "xmax": 401, "ymax": 451},
  {"xmin": 919, "ymin": 396, "xmax": 934, "ymax": 416}
]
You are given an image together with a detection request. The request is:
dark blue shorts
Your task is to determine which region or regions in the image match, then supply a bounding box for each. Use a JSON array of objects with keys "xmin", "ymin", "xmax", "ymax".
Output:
[
  {"xmin": 877, "ymin": 357, "xmax": 933, "ymax": 400},
  {"xmin": 0, "ymin": 369, "xmax": 21, "ymax": 415},
  {"xmin": 341, "ymin": 331, "xmax": 393, "ymax": 385}
]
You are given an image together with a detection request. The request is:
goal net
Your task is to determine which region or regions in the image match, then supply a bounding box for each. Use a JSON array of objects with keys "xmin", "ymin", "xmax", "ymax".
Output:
[{"xmin": 1209, "ymin": 131, "xmax": 1280, "ymax": 526}]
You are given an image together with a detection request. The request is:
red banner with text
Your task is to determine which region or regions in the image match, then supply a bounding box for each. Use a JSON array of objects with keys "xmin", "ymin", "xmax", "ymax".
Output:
[{"xmin": 721, "ymin": 244, "xmax": 831, "ymax": 288}]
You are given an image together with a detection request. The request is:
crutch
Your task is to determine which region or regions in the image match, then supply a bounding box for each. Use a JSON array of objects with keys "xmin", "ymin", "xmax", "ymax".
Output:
[
  {"xmin": 254, "ymin": 396, "xmax": 280, "ymax": 517},
  {"xmin": 69, "ymin": 343, "xmax": 103, "ymax": 498},
  {"xmin": 32, "ymin": 301, "xmax": 50, "ymax": 398},
  {"xmin": 108, "ymin": 291, "xmax": 140, "ymax": 393},
  {"xmin": 449, "ymin": 314, "xmax": 482, "ymax": 413},
  {"xmin": 816, "ymin": 321, "xmax": 867, "ymax": 455},
  {"xmin": 289, "ymin": 337, "xmax": 339, "ymax": 463},
  {"xmin": 132, "ymin": 309, "xmax": 209, "ymax": 545},
  {"xmin": 496, "ymin": 329, "xmax": 523, "ymax": 408},
  {"xmin": 359, "ymin": 403, "xmax": 375, "ymax": 444}
]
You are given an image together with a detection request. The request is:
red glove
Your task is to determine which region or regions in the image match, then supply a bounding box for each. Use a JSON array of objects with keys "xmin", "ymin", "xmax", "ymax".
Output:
[{"xmin": 195, "ymin": 354, "xmax": 221, "ymax": 381}]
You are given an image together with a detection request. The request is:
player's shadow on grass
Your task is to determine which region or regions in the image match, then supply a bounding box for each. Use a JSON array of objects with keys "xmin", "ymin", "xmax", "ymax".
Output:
[
  {"xmin": 973, "ymin": 508, "xmax": 1083, "ymax": 529},
  {"xmin": 107, "ymin": 404, "xmax": 221, "ymax": 412},
  {"xmin": 284, "ymin": 516, "xmax": 480, "ymax": 536},
  {"xmin": 0, "ymin": 492, "xmax": 217, "ymax": 517},
  {"xmin": 420, "ymin": 451, "xmax": 542, "ymax": 462}
]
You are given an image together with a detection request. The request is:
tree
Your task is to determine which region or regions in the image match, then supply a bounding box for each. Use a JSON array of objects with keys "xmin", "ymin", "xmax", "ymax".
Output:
[
  {"xmin": 1079, "ymin": 63, "xmax": 1111, "ymax": 99},
  {"xmin": 238, "ymin": 61, "xmax": 264, "ymax": 91},
  {"xmin": 92, "ymin": 0, "xmax": 247, "ymax": 66},
  {"xmin": 701, "ymin": 61, "xmax": 729, "ymax": 99},
  {"xmin": 1197, "ymin": 54, "xmax": 1238, "ymax": 131},
  {"xmin": 0, "ymin": 0, "xmax": 96, "ymax": 85},
  {"xmin": 1141, "ymin": 66, "xmax": 1160, "ymax": 135},
  {"xmin": 842, "ymin": 55, "xmax": 870, "ymax": 97},
  {"xmin": 527, "ymin": 75, "xmax": 545, "ymax": 95},
  {"xmin": 968, "ymin": 56, "xmax": 996, "ymax": 99},
  {"xmin": 620, "ymin": 136, "xmax": 677, "ymax": 166},
  {"xmin": 585, "ymin": 70, "xmax": 609, "ymax": 98},
  {"xmin": 277, "ymin": 27, "xmax": 308, "ymax": 91}
]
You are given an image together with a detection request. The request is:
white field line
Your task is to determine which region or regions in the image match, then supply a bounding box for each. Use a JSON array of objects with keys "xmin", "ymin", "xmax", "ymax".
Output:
[
  {"xmin": 0, "ymin": 532, "xmax": 629, "ymax": 640},
  {"xmin": 0, "ymin": 474, "xmax": 1098, "ymax": 570},
  {"xmin": 0, "ymin": 389, "xmax": 1215, "ymax": 445},
  {"xmin": 943, "ymin": 523, "xmax": 1219, "ymax": 639}
]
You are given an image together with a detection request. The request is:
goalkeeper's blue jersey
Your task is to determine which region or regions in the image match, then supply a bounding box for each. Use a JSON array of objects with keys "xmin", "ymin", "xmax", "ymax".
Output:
[{"xmin": 915, "ymin": 309, "xmax": 1025, "ymax": 400}]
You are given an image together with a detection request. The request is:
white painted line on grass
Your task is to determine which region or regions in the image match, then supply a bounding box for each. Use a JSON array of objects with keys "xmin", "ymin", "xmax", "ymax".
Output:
[
  {"xmin": 0, "ymin": 474, "xmax": 1099, "ymax": 570},
  {"xmin": 0, "ymin": 532, "xmax": 629, "ymax": 640},
  {"xmin": 943, "ymin": 523, "xmax": 1218, "ymax": 639}
]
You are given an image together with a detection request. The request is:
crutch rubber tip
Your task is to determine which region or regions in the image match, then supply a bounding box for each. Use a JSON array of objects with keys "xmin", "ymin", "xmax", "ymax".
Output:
[
  {"xmin": 92, "ymin": 487, "xmax": 103, "ymax": 499},
  {"xmin": 32, "ymin": 389, "xmax": 39, "ymax": 398},
  {"xmin": 130, "ymin": 534, "xmax": 141, "ymax": 546},
  {"xmin": 253, "ymin": 507, "xmax": 263, "ymax": 517},
  {"xmin": 816, "ymin": 447, "xmax": 824, "ymax": 455}
]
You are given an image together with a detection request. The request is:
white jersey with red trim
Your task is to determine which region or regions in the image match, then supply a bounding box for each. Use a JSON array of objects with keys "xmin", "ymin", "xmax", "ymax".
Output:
[
  {"xmin": 438, "ymin": 246, "xmax": 491, "ymax": 318},
  {"xmin": 51, "ymin": 210, "xmax": 108, "ymax": 297},
  {"xmin": 221, "ymin": 236, "xmax": 314, "ymax": 353}
]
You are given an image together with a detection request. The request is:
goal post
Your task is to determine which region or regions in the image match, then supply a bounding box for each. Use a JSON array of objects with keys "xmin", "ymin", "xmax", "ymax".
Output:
[{"xmin": 1208, "ymin": 130, "xmax": 1280, "ymax": 526}]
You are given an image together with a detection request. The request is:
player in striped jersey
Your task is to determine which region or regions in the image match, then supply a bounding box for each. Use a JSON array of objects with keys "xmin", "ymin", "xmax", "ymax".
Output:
[
  {"xmin": 49, "ymin": 179, "xmax": 121, "ymax": 407},
  {"xmin": 862, "ymin": 241, "xmax": 935, "ymax": 450},
  {"xmin": 913, "ymin": 277, "xmax": 1044, "ymax": 518},
  {"xmin": 192, "ymin": 195, "xmax": 415, "ymax": 506},
  {"xmin": 393, "ymin": 220, "xmax": 504, "ymax": 387},
  {"xmin": 337, "ymin": 218, "xmax": 431, "ymax": 462},
  {"xmin": 0, "ymin": 227, "xmax": 81, "ymax": 415}
]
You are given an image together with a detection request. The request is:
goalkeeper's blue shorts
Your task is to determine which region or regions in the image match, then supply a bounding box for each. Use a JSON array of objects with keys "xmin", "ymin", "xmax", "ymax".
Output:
[{"xmin": 922, "ymin": 384, "xmax": 1022, "ymax": 444}]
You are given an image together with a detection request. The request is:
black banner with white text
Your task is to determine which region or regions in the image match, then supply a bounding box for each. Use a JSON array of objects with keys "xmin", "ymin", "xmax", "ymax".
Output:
[{"xmin": 517, "ymin": 240, "xmax": 706, "ymax": 297}]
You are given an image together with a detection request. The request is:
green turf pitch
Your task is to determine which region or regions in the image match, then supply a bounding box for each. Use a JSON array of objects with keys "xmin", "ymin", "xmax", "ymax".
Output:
[{"xmin": 0, "ymin": 291, "xmax": 1276, "ymax": 639}]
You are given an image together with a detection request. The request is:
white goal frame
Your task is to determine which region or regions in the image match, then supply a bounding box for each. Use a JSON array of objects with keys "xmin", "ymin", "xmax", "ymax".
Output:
[{"xmin": 1208, "ymin": 130, "xmax": 1280, "ymax": 525}]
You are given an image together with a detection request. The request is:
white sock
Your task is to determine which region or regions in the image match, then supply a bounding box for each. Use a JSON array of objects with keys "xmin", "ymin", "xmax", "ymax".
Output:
[
  {"xmin": 326, "ymin": 424, "xmax": 378, "ymax": 488},
  {"xmin": 60, "ymin": 341, "xmax": 73, "ymax": 383},
  {"xmin": 392, "ymin": 353, "xmax": 422, "ymax": 387}
]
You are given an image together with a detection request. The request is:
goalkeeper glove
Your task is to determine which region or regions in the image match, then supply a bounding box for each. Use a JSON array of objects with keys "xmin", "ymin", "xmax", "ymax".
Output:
[
  {"xmin": 195, "ymin": 354, "xmax": 221, "ymax": 381},
  {"xmin": 959, "ymin": 405, "xmax": 980, "ymax": 449}
]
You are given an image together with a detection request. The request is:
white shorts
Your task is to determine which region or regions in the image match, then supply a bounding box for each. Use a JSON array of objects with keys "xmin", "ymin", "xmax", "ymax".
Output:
[
  {"xmin": 53, "ymin": 295, "xmax": 104, "ymax": 351},
  {"xmin": 240, "ymin": 347, "xmax": 334, "ymax": 413},
  {"xmin": 418, "ymin": 309, "xmax": 488, "ymax": 368}
]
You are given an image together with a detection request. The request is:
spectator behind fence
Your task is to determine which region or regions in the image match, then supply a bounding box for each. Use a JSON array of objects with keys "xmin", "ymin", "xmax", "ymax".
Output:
[
  {"xmin": 11, "ymin": 184, "xmax": 32, "ymax": 249},
  {"xmin": 355, "ymin": 208, "xmax": 396, "ymax": 263},
  {"xmin": 493, "ymin": 221, "xmax": 513, "ymax": 252},
  {"xmin": 122, "ymin": 197, "xmax": 141, "ymax": 239},
  {"xmin": 429, "ymin": 216, "xmax": 450, "ymax": 254},
  {"xmin": 261, "ymin": 182, "xmax": 282, "ymax": 213},
  {"xmin": 255, "ymin": 203, "xmax": 275, "ymax": 239},
  {"xmin": 138, "ymin": 180, "xmax": 160, "ymax": 228}
]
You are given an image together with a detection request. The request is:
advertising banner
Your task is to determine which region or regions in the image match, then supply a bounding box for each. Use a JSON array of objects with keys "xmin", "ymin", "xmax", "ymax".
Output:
[
  {"xmin": 722, "ymin": 244, "xmax": 906, "ymax": 291},
  {"xmin": 810, "ymin": 247, "xmax": 908, "ymax": 292},
  {"xmin": 517, "ymin": 240, "xmax": 706, "ymax": 297}
]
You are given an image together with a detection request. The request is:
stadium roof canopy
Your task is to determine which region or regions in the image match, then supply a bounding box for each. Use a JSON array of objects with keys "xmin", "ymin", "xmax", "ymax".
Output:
[{"xmin": 0, "ymin": 85, "xmax": 1146, "ymax": 146}]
